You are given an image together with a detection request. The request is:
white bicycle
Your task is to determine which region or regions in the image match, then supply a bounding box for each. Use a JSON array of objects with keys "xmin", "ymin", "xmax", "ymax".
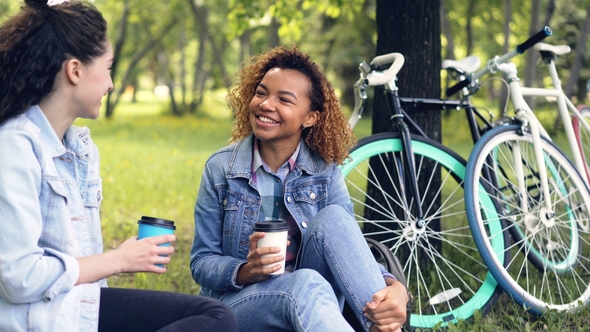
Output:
[{"xmin": 459, "ymin": 27, "xmax": 590, "ymax": 315}]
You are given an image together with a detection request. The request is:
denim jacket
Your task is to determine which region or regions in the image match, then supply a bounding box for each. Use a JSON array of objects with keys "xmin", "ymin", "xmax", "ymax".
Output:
[
  {"xmin": 190, "ymin": 134, "xmax": 388, "ymax": 300},
  {"xmin": 0, "ymin": 106, "xmax": 105, "ymax": 332}
]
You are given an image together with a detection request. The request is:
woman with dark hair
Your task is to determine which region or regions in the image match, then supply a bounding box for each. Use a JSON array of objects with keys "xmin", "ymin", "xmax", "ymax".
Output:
[
  {"xmin": 0, "ymin": 1, "xmax": 237, "ymax": 331},
  {"xmin": 190, "ymin": 46, "xmax": 408, "ymax": 332}
]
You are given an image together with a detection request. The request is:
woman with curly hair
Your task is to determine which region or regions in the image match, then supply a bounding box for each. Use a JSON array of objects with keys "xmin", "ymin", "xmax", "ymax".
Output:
[
  {"xmin": 0, "ymin": 1, "xmax": 237, "ymax": 331},
  {"xmin": 190, "ymin": 46, "xmax": 408, "ymax": 331}
]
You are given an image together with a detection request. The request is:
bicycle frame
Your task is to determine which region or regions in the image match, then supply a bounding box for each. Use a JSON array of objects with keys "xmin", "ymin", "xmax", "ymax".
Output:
[
  {"xmin": 519, "ymin": 50, "xmax": 590, "ymax": 179},
  {"xmin": 351, "ymin": 56, "xmax": 496, "ymax": 223},
  {"xmin": 498, "ymin": 62, "xmax": 555, "ymax": 214}
]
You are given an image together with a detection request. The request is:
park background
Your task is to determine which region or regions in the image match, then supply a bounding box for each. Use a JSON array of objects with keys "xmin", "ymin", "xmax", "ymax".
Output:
[{"xmin": 2, "ymin": 0, "xmax": 590, "ymax": 330}]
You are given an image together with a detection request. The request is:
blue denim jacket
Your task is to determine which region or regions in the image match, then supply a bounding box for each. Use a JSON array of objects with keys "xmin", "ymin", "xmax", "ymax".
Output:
[
  {"xmin": 0, "ymin": 106, "xmax": 105, "ymax": 332},
  {"xmin": 190, "ymin": 134, "xmax": 388, "ymax": 300}
]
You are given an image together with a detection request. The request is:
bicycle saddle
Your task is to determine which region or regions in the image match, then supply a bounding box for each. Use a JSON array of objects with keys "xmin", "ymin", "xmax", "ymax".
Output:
[
  {"xmin": 534, "ymin": 42, "xmax": 571, "ymax": 55},
  {"xmin": 442, "ymin": 55, "xmax": 481, "ymax": 75}
]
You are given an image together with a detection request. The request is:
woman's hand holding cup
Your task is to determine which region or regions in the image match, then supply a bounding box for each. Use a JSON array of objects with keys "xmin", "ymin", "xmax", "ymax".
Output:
[
  {"xmin": 114, "ymin": 234, "xmax": 176, "ymax": 273},
  {"xmin": 237, "ymin": 228, "xmax": 287, "ymax": 285}
]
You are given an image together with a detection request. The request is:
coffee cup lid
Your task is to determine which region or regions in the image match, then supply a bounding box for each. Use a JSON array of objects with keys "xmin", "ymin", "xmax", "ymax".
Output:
[
  {"xmin": 253, "ymin": 220, "xmax": 289, "ymax": 232},
  {"xmin": 138, "ymin": 216, "xmax": 176, "ymax": 230}
]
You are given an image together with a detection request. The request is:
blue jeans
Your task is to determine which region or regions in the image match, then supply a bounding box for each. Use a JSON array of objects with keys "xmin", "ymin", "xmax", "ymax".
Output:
[{"xmin": 221, "ymin": 205, "xmax": 386, "ymax": 332}]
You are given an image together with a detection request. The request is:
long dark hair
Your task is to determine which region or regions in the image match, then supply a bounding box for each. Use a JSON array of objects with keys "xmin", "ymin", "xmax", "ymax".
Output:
[{"xmin": 0, "ymin": 0, "xmax": 108, "ymax": 125}]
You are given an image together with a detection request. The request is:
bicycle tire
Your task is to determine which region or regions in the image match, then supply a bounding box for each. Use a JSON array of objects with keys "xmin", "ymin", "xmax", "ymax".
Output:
[
  {"xmin": 465, "ymin": 125, "xmax": 590, "ymax": 315},
  {"xmin": 572, "ymin": 104, "xmax": 590, "ymax": 183},
  {"xmin": 339, "ymin": 132, "xmax": 506, "ymax": 329}
]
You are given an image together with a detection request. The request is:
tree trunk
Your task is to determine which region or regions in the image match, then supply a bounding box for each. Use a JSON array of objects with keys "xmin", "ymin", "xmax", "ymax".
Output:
[
  {"xmin": 239, "ymin": 30, "xmax": 252, "ymax": 65},
  {"xmin": 523, "ymin": 0, "xmax": 542, "ymax": 107},
  {"xmin": 189, "ymin": 8, "xmax": 209, "ymax": 114},
  {"xmin": 187, "ymin": 0, "xmax": 230, "ymax": 88},
  {"xmin": 466, "ymin": 0, "xmax": 476, "ymax": 56},
  {"xmin": 498, "ymin": 0, "xmax": 512, "ymax": 113},
  {"xmin": 440, "ymin": 0, "xmax": 455, "ymax": 99},
  {"xmin": 565, "ymin": 6, "xmax": 590, "ymax": 98},
  {"xmin": 370, "ymin": 0, "xmax": 441, "ymax": 264},
  {"xmin": 179, "ymin": 22, "xmax": 187, "ymax": 109},
  {"xmin": 106, "ymin": 19, "xmax": 179, "ymax": 117},
  {"xmin": 440, "ymin": 0, "xmax": 455, "ymax": 61},
  {"xmin": 105, "ymin": 0, "xmax": 129, "ymax": 118},
  {"xmin": 156, "ymin": 49, "xmax": 181, "ymax": 116},
  {"xmin": 543, "ymin": 0, "xmax": 556, "ymax": 27},
  {"xmin": 268, "ymin": 17, "xmax": 281, "ymax": 48}
]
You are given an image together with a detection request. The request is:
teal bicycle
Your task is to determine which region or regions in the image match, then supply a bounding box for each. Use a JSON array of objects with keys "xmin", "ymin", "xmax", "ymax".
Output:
[{"xmin": 339, "ymin": 52, "xmax": 507, "ymax": 329}]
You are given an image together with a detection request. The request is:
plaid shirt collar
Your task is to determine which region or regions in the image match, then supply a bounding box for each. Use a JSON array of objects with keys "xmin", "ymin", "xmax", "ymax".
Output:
[{"xmin": 251, "ymin": 137, "xmax": 300, "ymax": 182}]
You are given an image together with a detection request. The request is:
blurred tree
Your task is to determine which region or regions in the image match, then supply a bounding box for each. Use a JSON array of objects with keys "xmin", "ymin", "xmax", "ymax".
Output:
[
  {"xmin": 564, "ymin": 5, "xmax": 590, "ymax": 99},
  {"xmin": 4, "ymin": 0, "xmax": 590, "ymax": 118}
]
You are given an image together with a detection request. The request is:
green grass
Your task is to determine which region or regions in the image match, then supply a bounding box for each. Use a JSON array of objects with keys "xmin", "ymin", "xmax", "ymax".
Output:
[
  {"xmin": 77, "ymin": 94, "xmax": 232, "ymax": 294},
  {"xmin": 85, "ymin": 92, "xmax": 589, "ymax": 330}
]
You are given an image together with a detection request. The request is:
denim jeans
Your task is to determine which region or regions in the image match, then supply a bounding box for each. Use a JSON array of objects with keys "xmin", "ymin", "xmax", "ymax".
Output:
[{"xmin": 221, "ymin": 205, "xmax": 385, "ymax": 332}]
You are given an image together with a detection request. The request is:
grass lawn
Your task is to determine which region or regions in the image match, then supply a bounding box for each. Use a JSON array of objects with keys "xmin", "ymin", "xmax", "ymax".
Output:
[{"xmin": 81, "ymin": 92, "xmax": 589, "ymax": 331}]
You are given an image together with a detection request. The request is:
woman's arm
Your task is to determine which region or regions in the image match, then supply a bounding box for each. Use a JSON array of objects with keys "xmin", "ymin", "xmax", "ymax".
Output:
[
  {"xmin": 75, "ymin": 234, "xmax": 176, "ymax": 285},
  {"xmin": 190, "ymin": 160, "xmax": 247, "ymax": 292},
  {"xmin": 0, "ymin": 132, "xmax": 74, "ymax": 303}
]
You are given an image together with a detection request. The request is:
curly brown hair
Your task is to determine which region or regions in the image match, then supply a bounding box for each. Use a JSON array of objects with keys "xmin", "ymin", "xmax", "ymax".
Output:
[
  {"xmin": 0, "ymin": 0, "xmax": 108, "ymax": 125},
  {"xmin": 227, "ymin": 45, "xmax": 356, "ymax": 164}
]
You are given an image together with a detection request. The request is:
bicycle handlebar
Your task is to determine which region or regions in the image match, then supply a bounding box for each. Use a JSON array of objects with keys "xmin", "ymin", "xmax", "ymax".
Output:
[
  {"xmin": 445, "ymin": 26, "xmax": 552, "ymax": 97},
  {"xmin": 366, "ymin": 53, "xmax": 405, "ymax": 86},
  {"xmin": 445, "ymin": 77, "xmax": 471, "ymax": 97},
  {"xmin": 516, "ymin": 26, "xmax": 552, "ymax": 54}
]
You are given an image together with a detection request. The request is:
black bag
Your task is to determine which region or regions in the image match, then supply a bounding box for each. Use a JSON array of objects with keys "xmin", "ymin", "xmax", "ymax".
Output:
[
  {"xmin": 365, "ymin": 237, "xmax": 412, "ymax": 331},
  {"xmin": 343, "ymin": 237, "xmax": 412, "ymax": 331},
  {"xmin": 365, "ymin": 237, "xmax": 407, "ymax": 287}
]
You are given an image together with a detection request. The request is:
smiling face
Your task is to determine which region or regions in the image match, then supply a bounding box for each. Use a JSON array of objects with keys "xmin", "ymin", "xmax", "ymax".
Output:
[
  {"xmin": 249, "ymin": 67, "xmax": 319, "ymax": 150},
  {"xmin": 73, "ymin": 40, "xmax": 114, "ymax": 119}
]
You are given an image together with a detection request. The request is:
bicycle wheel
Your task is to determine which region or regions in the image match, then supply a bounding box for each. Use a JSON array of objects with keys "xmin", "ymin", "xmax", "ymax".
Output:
[
  {"xmin": 572, "ymin": 104, "xmax": 590, "ymax": 183},
  {"xmin": 465, "ymin": 125, "xmax": 590, "ymax": 315},
  {"xmin": 339, "ymin": 132, "xmax": 506, "ymax": 329}
]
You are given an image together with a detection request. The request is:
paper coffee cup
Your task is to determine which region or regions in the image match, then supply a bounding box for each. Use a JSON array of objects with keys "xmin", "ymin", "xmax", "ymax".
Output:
[
  {"xmin": 254, "ymin": 221, "xmax": 289, "ymax": 275},
  {"xmin": 137, "ymin": 216, "xmax": 176, "ymax": 267}
]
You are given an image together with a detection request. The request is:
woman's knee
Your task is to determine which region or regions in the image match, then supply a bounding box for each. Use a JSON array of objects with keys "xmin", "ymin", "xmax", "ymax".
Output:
[{"xmin": 308, "ymin": 205, "xmax": 358, "ymax": 236}]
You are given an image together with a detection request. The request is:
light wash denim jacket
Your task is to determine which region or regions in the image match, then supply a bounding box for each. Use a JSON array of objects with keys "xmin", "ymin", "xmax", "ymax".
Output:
[
  {"xmin": 190, "ymin": 134, "xmax": 389, "ymax": 300},
  {"xmin": 0, "ymin": 106, "xmax": 105, "ymax": 332}
]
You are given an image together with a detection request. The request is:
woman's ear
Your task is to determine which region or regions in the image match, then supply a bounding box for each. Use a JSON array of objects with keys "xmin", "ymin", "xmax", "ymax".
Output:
[
  {"xmin": 303, "ymin": 110, "xmax": 320, "ymax": 128},
  {"xmin": 64, "ymin": 58, "xmax": 82, "ymax": 85}
]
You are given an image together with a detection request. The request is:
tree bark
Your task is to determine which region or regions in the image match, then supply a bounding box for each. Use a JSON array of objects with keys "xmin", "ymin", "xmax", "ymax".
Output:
[
  {"xmin": 565, "ymin": 6, "xmax": 590, "ymax": 98},
  {"xmin": 189, "ymin": 9, "xmax": 209, "ymax": 114},
  {"xmin": 105, "ymin": 0, "xmax": 129, "ymax": 118},
  {"xmin": 370, "ymin": 0, "xmax": 441, "ymax": 264},
  {"xmin": 498, "ymin": 0, "xmax": 512, "ymax": 113},
  {"xmin": 466, "ymin": 0, "xmax": 476, "ymax": 56},
  {"xmin": 156, "ymin": 49, "xmax": 181, "ymax": 116},
  {"xmin": 440, "ymin": 0, "xmax": 455, "ymax": 61},
  {"xmin": 106, "ymin": 19, "xmax": 179, "ymax": 117},
  {"xmin": 543, "ymin": 0, "xmax": 556, "ymax": 27},
  {"xmin": 179, "ymin": 22, "xmax": 188, "ymax": 109},
  {"xmin": 523, "ymin": 0, "xmax": 542, "ymax": 107},
  {"xmin": 187, "ymin": 0, "xmax": 230, "ymax": 87},
  {"xmin": 268, "ymin": 17, "xmax": 281, "ymax": 48},
  {"xmin": 239, "ymin": 30, "xmax": 252, "ymax": 65},
  {"xmin": 374, "ymin": 0, "xmax": 441, "ymax": 137}
]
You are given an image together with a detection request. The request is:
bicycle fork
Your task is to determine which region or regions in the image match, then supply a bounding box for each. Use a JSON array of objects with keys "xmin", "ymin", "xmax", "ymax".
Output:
[
  {"xmin": 385, "ymin": 88, "xmax": 425, "ymax": 224},
  {"xmin": 503, "ymin": 64, "xmax": 555, "ymax": 221}
]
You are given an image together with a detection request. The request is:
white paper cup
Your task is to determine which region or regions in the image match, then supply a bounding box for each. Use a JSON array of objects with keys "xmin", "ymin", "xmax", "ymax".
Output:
[{"xmin": 254, "ymin": 221, "xmax": 289, "ymax": 275}]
